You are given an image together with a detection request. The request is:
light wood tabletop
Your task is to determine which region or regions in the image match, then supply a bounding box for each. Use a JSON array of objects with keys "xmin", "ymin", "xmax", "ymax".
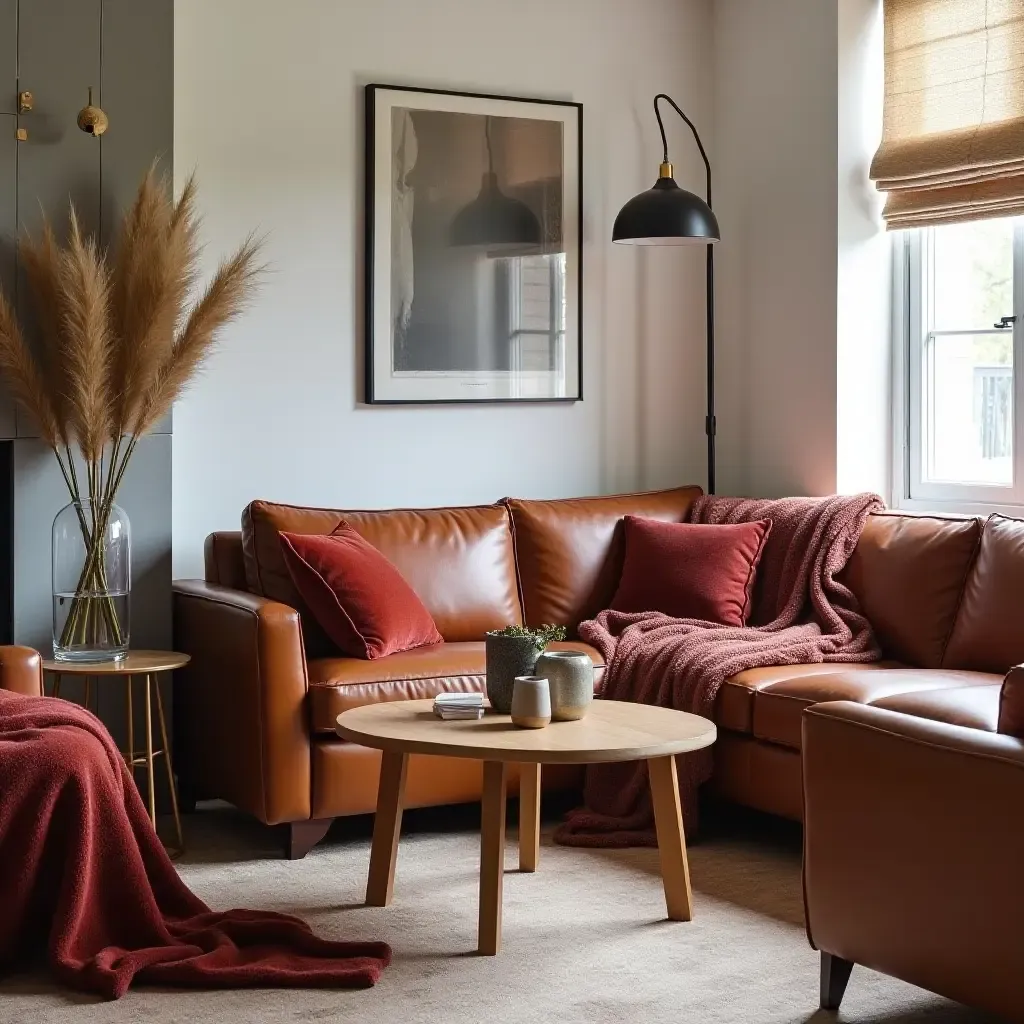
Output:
[
  {"xmin": 337, "ymin": 698, "xmax": 716, "ymax": 956},
  {"xmin": 335, "ymin": 698, "xmax": 716, "ymax": 763},
  {"xmin": 41, "ymin": 650, "xmax": 190, "ymax": 675}
]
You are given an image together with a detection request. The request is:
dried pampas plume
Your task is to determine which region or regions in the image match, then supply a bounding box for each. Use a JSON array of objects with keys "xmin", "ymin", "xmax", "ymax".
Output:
[{"xmin": 0, "ymin": 167, "xmax": 263, "ymax": 511}]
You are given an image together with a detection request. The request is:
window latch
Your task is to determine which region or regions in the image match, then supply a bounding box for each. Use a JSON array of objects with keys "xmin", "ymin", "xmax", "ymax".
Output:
[{"xmin": 993, "ymin": 315, "xmax": 1017, "ymax": 329}]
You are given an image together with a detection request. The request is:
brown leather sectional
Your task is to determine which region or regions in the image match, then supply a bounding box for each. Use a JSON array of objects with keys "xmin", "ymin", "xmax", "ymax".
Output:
[{"xmin": 172, "ymin": 486, "xmax": 1024, "ymax": 877}]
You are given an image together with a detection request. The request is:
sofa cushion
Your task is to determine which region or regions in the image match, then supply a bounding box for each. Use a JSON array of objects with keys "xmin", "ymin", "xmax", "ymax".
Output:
[
  {"xmin": 839, "ymin": 512, "xmax": 980, "ymax": 668},
  {"xmin": 753, "ymin": 668, "xmax": 998, "ymax": 750},
  {"xmin": 307, "ymin": 641, "xmax": 605, "ymax": 734},
  {"xmin": 611, "ymin": 516, "xmax": 771, "ymax": 626},
  {"xmin": 503, "ymin": 486, "xmax": 703, "ymax": 634},
  {"xmin": 280, "ymin": 527, "xmax": 443, "ymax": 659},
  {"xmin": 871, "ymin": 684, "xmax": 1002, "ymax": 732},
  {"xmin": 242, "ymin": 500, "xmax": 522, "ymax": 652},
  {"xmin": 715, "ymin": 661, "xmax": 905, "ymax": 735},
  {"xmin": 943, "ymin": 514, "xmax": 1024, "ymax": 674}
]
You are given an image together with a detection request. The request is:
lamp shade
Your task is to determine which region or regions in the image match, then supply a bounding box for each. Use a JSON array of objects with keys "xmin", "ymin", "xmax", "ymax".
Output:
[
  {"xmin": 613, "ymin": 174, "xmax": 720, "ymax": 246},
  {"xmin": 451, "ymin": 171, "xmax": 542, "ymax": 248}
]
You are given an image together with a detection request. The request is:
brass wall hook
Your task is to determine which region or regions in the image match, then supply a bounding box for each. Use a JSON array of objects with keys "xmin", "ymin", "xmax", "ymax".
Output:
[{"xmin": 77, "ymin": 87, "xmax": 108, "ymax": 136}]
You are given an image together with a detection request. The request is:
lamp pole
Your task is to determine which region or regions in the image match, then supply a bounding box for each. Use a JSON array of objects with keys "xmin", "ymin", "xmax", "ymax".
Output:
[
  {"xmin": 653, "ymin": 94, "xmax": 715, "ymax": 495},
  {"xmin": 613, "ymin": 94, "xmax": 719, "ymax": 495}
]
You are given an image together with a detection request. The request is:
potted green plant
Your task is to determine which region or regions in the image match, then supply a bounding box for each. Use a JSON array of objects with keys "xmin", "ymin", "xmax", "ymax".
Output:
[{"xmin": 484, "ymin": 624, "xmax": 566, "ymax": 713}]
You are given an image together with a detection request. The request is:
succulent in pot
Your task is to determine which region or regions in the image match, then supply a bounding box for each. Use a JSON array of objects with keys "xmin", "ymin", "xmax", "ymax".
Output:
[{"xmin": 484, "ymin": 624, "xmax": 566, "ymax": 713}]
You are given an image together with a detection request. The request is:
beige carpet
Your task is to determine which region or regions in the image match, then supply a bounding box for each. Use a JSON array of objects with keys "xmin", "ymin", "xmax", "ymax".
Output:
[{"xmin": 0, "ymin": 805, "xmax": 997, "ymax": 1024}]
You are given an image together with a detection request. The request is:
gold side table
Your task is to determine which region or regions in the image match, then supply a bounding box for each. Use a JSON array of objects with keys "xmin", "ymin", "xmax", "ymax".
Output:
[{"xmin": 41, "ymin": 650, "xmax": 190, "ymax": 856}]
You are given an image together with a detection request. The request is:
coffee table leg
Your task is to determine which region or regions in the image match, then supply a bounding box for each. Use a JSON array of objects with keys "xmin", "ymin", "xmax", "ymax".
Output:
[
  {"xmin": 647, "ymin": 755, "xmax": 693, "ymax": 921},
  {"xmin": 478, "ymin": 760, "xmax": 508, "ymax": 955},
  {"xmin": 519, "ymin": 762, "xmax": 541, "ymax": 872},
  {"xmin": 366, "ymin": 750, "xmax": 408, "ymax": 907}
]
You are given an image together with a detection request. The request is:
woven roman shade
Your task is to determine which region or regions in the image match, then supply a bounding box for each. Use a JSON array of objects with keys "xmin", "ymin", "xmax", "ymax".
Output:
[{"xmin": 870, "ymin": 0, "xmax": 1024, "ymax": 229}]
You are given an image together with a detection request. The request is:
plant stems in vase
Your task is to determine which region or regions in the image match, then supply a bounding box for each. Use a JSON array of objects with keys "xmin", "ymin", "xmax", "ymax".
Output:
[
  {"xmin": 0, "ymin": 167, "xmax": 264, "ymax": 662},
  {"xmin": 484, "ymin": 624, "xmax": 566, "ymax": 713}
]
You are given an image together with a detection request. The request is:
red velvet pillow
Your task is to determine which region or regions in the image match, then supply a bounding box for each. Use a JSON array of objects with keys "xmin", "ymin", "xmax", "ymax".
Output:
[
  {"xmin": 610, "ymin": 515, "xmax": 772, "ymax": 626},
  {"xmin": 279, "ymin": 525, "xmax": 443, "ymax": 659}
]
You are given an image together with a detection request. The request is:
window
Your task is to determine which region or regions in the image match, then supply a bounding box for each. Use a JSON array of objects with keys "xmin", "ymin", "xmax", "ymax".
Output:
[{"xmin": 899, "ymin": 217, "xmax": 1024, "ymax": 509}]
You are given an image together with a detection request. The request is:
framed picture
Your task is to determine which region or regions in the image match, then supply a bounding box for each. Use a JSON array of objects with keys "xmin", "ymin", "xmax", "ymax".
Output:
[{"xmin": 365, "ymin": 84, "xmax": 583, "ymax": 404}]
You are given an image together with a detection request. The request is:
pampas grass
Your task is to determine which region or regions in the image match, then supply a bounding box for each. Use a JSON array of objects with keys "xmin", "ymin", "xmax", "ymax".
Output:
[{"xmin": 0, "ymin": 169, "xmax": 263, "ymax": 649}]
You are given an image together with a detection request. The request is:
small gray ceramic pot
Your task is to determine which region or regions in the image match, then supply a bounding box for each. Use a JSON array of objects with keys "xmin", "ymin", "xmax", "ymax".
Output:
[
  {"xmin": 485, "ymin": 632, "xmax": 540, "ymax": 714},
  {"xmin": 535, "ymin": 650, "xmax": 594, "ymax": 721}
]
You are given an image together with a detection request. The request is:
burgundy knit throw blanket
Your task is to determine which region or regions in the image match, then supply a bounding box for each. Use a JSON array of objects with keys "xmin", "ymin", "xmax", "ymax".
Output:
[
  {"xmin": 0, "ymin": 691, "xmax": 391, "ymax": 999},
  {"xmin": 555, "ymin": 493, "xmax": 884, "ymax": 848}
]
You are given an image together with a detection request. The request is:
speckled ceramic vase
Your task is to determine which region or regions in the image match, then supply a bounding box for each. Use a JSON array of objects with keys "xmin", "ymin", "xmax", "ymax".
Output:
[
  {"xmin": 485, "ymin": 633, "xmax": 540, "ymax": 714},
  {"xmin": 535, "ymin": 650, "xmax": 594, "ymax": 721}
]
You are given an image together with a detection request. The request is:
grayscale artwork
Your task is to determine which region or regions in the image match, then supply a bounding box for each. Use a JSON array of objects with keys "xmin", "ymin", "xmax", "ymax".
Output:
[{"xmin": 365, "ymin": 86, "xmax": 582, "ymax": 403}]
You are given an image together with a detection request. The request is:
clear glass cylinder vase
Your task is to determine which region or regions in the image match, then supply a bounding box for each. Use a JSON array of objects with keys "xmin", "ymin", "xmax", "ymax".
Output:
[{"xmin": 52, "ymin": 499, "xmax": 131, "ymax": 662}]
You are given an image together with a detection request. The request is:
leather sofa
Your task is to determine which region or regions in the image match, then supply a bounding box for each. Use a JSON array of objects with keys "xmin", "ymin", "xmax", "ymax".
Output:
[{"xmin": 172, "ymin": 486, "xmax": 1024, "ymax": 864}]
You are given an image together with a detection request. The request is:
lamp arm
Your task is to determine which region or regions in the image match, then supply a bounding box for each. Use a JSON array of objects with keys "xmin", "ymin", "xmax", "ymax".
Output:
[
  {"xmin": 653, "ymin": 92, "xmax": 716, "ymax": 494},
  {"xmin": 653, "ymin": 93, "xmax": 712, "ymax": 207}
]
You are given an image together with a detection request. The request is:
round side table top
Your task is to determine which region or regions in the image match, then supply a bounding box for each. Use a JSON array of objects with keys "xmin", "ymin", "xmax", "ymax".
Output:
[
  {"xmin": 41, "ymin": 650, "xmax": 190, "ymax": 675},
  {"xmin": 336, "ymin": 698, "xmax": 716, "ymax": 765}
]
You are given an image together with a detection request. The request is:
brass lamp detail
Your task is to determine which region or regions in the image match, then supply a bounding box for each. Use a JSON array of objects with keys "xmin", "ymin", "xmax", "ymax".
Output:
[{"xmin": 76, "ymin": 87, "xmax": 108, "ymax": 137}]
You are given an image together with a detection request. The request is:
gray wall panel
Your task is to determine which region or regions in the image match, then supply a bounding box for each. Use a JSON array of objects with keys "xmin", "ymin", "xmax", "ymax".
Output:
[
  {"xmin": 0, "ymin": 115, "xmax": 15, "ymax": 438},
  {"xmin": 101, "ymin": 0, "xmax": 174, "ymax": 437},
  {"xmin": 0, "ymin": 0, "xmax": 15, "ymax": 114},
  {"xmin": 16, "ymin": 0, "xmax": 102, "ymax": 439}
]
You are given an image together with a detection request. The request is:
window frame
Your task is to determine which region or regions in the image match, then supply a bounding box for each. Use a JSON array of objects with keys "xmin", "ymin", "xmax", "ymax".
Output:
[{"xmin": 892, "ymin": 219, "xmax": 1024, "ymax": 516}]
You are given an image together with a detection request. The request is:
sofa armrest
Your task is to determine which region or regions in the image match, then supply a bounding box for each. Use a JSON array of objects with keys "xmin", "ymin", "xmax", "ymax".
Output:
[
  {"xmin": 0, "ymin": 646, "xmax": 43, "ymax": 697},
  {"xmin": 998, "ymin": 663, "xmax": 1024, "ymax": 737},
  {"xmin": 802, "ymin": 702, "xmax": 1024, "ymax": 1019},
  {"xmin": 172, "ymin": 580, "xmax": 311, "ymax": 825}
]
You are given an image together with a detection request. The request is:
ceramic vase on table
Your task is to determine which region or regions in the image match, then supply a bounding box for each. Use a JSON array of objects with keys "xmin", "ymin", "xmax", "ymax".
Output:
[
  {"xmin": 484, "ymin": 632, "xmax": 540, "ymax": 713},
  {"xmin": 535, "ymin": 650, "xmax": 594, "ymax": 720},
  {"xmin": 511, "ymin": 676, "xmax": 552, "ymax": 729}
]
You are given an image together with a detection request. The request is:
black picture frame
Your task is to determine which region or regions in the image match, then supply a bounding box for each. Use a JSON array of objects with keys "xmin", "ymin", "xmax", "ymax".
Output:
[{"xmin": 364, "ymin": 83, "xmax": 583, "ymax": 405}]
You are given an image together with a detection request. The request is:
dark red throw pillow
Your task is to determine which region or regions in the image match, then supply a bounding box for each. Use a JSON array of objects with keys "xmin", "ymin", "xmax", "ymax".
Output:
[
  {"xmin": 280, "ymin": 525, "xmax": 443, "ymax": 659},
  {"xmin": 610, "ymin": 515, "xmax": 772, "ymax": 626}
]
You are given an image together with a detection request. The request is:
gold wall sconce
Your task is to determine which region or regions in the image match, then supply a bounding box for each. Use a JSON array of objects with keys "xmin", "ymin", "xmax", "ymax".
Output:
[{"xmin": 76, "ymin": 87, "xmax": 108, "ymax": 136}]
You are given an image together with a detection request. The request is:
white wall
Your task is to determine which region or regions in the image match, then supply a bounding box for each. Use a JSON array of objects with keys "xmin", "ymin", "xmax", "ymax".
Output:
[
  {"xmin": 836, "ymin": 0, "xmax": 890, "ymax": 496},
  {"xmin": 172, "ymin": 0, "xmax": 714, "ymax": 577},
  {"xmin": 713, "ymin": 0, "xmax": 890, "ymax": 499},
  {"xmin": 713, "ymin": 0, "xmax": 841, "ymax": 498}
]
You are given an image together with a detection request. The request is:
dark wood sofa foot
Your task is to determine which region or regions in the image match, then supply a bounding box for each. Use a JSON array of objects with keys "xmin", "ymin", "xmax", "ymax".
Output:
[
  {"xmin": 285, "ymin": 818, "xmax": 333, "ymax": 859},
  {"xmin": 820, "ymin": 952, "xmax": 854, "ymax": 1010}
]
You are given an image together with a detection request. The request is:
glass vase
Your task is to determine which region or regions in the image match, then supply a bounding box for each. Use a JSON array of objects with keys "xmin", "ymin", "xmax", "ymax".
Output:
[{"xmin": 52, "ymin": 499, "xmax": 131, "ymax": 662}]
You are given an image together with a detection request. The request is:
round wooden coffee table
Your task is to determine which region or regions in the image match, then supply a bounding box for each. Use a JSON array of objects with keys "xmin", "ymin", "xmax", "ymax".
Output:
[{"xmin": 336, "ymin": 698, "xmax": 716, "ymax": 955}]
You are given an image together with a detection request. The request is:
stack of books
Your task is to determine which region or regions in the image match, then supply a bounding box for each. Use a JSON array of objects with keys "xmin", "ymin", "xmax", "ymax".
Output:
[{"xmin": 433, "ymin": 692, "xmax": 485, "ymax": 721}]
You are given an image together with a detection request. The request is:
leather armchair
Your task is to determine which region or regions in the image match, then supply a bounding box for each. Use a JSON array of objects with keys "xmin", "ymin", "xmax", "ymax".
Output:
[
  {"xmin": 0, "ymin": 646, "xmax": 43, "ymax": 697},
  {"xmin": 802, "ymin": 699, "xmax": 1024, "ymax": 1020}
]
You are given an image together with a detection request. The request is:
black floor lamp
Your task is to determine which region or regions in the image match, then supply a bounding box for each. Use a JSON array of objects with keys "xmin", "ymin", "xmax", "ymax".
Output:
[{"xmin": 612, "ymin": 93, "xmax": 720, "ymax": 494}]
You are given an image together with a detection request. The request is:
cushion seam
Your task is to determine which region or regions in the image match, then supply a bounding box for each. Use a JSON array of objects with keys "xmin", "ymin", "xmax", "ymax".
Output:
[{"xmin": 938, "ymin": 518, "xmax": 984, "ymax": 668}]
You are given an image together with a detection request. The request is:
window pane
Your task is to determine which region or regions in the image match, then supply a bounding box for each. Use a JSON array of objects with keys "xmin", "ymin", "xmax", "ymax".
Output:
[
  {"xmin": 924, "ymin": 332, "xmax": 1013, "ymax": 485},
  {"xmin": 932, "ymin": 218, "xmax": 1014, "ymax": 332}
]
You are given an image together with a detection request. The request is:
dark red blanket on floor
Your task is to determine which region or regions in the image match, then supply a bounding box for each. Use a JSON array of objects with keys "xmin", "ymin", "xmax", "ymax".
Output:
[
  {"xmin": 0, "ymin": 691, "xmax": 390, "ymax": 999},
  {"xmin": 556, "ymin": 493, "xmax": 883, "ymax": 848}
]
